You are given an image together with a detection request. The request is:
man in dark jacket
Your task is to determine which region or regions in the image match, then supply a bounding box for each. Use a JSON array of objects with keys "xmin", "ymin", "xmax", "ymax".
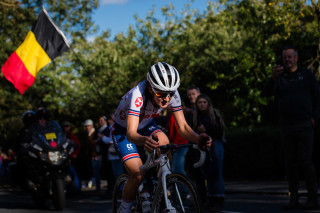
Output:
[{"xmin": 263, "ymin": 46, "xmax": 320, "ymax": 209}]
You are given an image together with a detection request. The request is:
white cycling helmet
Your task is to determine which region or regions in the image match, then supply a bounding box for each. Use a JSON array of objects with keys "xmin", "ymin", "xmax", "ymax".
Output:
[{"xmin": 147, "ymin": 62, "xmax": 180, "ymax": 92}]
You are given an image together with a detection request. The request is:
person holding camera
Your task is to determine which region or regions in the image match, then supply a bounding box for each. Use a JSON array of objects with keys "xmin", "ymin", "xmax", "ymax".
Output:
[{"xmin": 263, "ymin": 45, "xmax": 320, "ymax": 209}]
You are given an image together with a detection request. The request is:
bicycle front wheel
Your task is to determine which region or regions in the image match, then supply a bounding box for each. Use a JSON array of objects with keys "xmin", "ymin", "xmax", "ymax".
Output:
[
  {"xmin": 112, "ymin": 173, "xmax": 129, "ymax": 213},
  {"xmin": 157, "ymin": 173, "xmax": 202, "ymax": 213}
]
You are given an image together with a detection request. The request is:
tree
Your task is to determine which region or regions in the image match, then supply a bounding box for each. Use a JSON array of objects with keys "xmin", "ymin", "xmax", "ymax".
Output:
[
  {"xmin": 1, "ymin": 0, "xmax": 320, "ymax": 148},
  {"xmin": 0, "ymin": 0, "xmax": 98, "ymax": 148}
]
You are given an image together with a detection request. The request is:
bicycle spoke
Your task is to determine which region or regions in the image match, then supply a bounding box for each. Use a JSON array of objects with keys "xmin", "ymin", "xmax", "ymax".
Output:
[{"xmin": 161, "ymin": 173, "xmax": 202, "ymax": 213}]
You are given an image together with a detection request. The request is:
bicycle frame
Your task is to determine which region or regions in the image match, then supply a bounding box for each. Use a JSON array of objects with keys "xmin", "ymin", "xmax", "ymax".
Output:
[{"xmin": 139, "ymin": 144, "xmax": 205, "ymax": 212}]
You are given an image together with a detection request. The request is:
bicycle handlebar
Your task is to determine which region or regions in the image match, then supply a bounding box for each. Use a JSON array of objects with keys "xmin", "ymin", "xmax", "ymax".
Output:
[{"xmin": 139, "ymin": 144, "xmax": 206, "ymax": 171}]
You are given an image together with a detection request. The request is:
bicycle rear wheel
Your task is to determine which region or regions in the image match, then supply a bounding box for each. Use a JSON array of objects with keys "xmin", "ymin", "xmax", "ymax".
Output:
[
  {"xmin": 112, "ymin": 174, "xmax": 129, "ymax": 213},
  {"xmin": 157, "ymin": 173, "xmax": 202, "ymax": 213}
]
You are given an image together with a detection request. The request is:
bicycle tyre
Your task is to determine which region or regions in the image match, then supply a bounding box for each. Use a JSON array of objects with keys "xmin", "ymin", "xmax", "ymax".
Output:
[
  {"xmin": 112, "ymin": 173, "xmax": 129, "ymax": 213},
  {"xmin": 156, "ymin": 173, "xmax": 202, "ymax": 213}
]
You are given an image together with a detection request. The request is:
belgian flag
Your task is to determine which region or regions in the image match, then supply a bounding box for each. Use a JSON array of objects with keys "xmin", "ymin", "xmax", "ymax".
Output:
[{"xmin": 1, "ymin": 8, "xmax": 69, "ymax": 94}]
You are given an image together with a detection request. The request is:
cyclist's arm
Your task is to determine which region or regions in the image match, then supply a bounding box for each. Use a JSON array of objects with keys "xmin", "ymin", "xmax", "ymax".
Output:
[
  {"xmin": 126, "ymin": 115, "xmax": 159, "ymax": 150},
  {"xmin": 126, "ymin": 115, "xmax": 147, "ymax": 146},
  {"xmin": 172, "ymin": 110, "xmax": 200, "ymax": 144}
]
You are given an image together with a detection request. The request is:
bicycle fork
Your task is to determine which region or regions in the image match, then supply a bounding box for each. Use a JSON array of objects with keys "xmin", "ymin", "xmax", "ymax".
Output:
[{"xmin": 151, "ymin": 159, "xmax": 183, "ymax": 212}]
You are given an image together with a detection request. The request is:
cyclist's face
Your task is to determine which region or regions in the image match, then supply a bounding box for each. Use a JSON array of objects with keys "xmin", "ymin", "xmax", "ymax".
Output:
[
  {"xmin": 196, "ymin": 98, "xmax": 209, "ymax": 112},
  {"xmin": 149, "ymin": 87, "xmax": 173, "ymax": 108}
]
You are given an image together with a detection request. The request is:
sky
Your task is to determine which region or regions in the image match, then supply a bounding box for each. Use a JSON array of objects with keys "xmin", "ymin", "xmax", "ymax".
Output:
[{"xmin": 91, "ymin": 0, "xmax": 212, "ymax": 40}]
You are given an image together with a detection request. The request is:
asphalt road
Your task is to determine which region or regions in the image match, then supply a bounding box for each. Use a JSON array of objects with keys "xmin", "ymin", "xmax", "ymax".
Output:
[
  {"xmin": 0, "ymin": 183, "xmax": 319, "ymax": 213},
  {"xmin": 0, "ymin": 186, "xmax": 112, "ymax": 213}
]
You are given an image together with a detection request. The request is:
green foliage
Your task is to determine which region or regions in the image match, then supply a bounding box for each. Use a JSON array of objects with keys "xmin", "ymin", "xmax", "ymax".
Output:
[
  {"xmin": 1, "ymin": 0, "xmax": 320, "ymax": 150},
  {"xmin": 0, "ymin": 0, "xmax": 98, "ymax": 147}
]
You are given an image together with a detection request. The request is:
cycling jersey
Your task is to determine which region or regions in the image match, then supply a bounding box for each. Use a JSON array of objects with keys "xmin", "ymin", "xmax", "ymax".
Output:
[
  {"xmin": 114, "ymin": 80, "xmax": 182, "ymax": 130},
  {"xmin": 113, "ymin": 80, "xmax": 183, "ymax": 162}
]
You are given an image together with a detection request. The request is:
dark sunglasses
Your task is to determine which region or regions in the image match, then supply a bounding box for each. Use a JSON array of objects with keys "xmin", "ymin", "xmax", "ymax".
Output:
[{"xmin": 151, "ymin": 87, "xmax": 175, "ymax": 98}]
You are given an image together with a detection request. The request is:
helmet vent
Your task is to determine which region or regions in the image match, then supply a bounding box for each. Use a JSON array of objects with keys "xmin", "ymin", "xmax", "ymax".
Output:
[
  {"xmin": 155, "ymin": 65, "xmax": 166, "ymax": 87},
  {"xmin": 147, "ymin": 62, "xmax": 180, "ymax": 92}
]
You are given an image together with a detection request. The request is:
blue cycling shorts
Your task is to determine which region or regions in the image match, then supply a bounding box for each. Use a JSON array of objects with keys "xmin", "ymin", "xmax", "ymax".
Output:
[{"xmin": 112, "ymin": 120, "xmax": 163, "ymax": 163}]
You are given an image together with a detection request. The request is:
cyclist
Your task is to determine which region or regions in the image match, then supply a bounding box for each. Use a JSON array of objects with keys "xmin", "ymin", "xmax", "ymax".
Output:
[{"xmin": 113, "ymin": 62, "xmax": 212, "ymax": 213}]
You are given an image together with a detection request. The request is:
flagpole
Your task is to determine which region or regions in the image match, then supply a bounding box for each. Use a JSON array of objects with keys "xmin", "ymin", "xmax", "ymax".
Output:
[
  {"xmin": 70, "ymin": 47, "xmax": 111, "ymax": 114},
  {"xmin": 43, "ymin": 7, "xmax": 110, "ymax": 114}
]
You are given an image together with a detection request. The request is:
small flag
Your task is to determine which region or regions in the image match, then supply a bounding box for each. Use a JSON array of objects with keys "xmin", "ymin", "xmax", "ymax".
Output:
[{"xmin": 1, "ymin": 8, "xmax": 69, "ymax": 94}]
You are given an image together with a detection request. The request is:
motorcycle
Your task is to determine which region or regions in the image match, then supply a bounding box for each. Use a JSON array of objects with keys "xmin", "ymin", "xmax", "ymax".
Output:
[{"xmin": 20, "ymin": 120, "xmax": 75, "ymax": 210}]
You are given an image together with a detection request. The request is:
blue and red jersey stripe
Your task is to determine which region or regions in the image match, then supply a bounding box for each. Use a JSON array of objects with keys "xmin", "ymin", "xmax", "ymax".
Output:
[
  {"xmin": 128, "ymin": 109, "xmax": 140, "ymax": 117},
  {"xmin": 171, "ymin": 105, "xmax": 182, "ymax": 112},
  {"xmin": 122, "ymin": 153, "xmax": 140, "ymax": 162}
]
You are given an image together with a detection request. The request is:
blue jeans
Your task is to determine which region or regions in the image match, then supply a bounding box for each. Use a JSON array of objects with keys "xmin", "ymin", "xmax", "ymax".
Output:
[
  {"xmin": 92, "ymin": 157, "xmax": 102, "ymax": 191},
  {"xmin": 68, "ymin": 166, "xmax": 81, "ymax": 191},
  {"xmin": 172, "ymin": 146, "xmax": 189, "ymax": 175},
  {"xmin": 202, "ymin": 140, "xmax": 225, "ymax": 197}
]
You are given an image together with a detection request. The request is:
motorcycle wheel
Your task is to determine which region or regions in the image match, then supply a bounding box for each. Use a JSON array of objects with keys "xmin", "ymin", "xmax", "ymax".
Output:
[{"xmin": 52, "ymin": 179, "xmax": 66, "ymax": 210}]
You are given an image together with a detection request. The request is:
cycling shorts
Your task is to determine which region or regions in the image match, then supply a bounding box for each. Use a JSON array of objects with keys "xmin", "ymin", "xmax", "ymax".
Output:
[{"xmin": 112, "ymin": 120, "xmax": 163, "ymax": 163}]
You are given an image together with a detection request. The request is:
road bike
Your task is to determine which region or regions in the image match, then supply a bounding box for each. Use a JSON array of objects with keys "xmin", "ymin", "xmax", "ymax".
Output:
[{"xmin": 112, "ymin": 143, "xmax": 206, "ymax": 213}]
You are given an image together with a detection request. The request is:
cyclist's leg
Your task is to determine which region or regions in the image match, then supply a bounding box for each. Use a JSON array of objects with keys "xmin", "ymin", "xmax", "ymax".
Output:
[
  {"xmin": 113, "ymin": 123, "xmax": 144, "ymax": 211},
  {"xmin": 122, "ymin": 157, "xmax": 145, "ymax": 200}
]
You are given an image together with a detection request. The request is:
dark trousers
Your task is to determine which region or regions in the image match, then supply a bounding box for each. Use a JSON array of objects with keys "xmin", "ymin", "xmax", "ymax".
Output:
[{"xmin": 282, "ymin": 126, "xmax": 318, "ymax": 198}]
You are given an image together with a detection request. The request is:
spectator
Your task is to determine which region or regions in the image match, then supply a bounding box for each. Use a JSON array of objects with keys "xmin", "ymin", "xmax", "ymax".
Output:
[
  {"xmin": 183, "ymin": 86, "xmax": 201, "ymax": 116},
  {"xmin": 7, "ymin": 149, "xmax": 16, "ymax": 163},
  {"xmin": 84, "ymin": 119, "xmax": 101, "ymax": 194},
  {"xmin": 193, "ymin": 94, "xmax": 226, "ymax": 210},
  {"xmin": 63, "ymin": 121, "xmax": 81, "ymax": 193},
  {"xmin": 183, "ymin": 86, "xmax": 206, "ymax": 201},
  {"xmin": 0, "ymin": 152, "xmax": 8, "ymax": 177},
  {"xmin": 106, "ymin": 114, "xmax": 124, "ymax": 180},
  {"xmin": 167, "ymin": 106, "xmax": 189, "ymax": 175},
  {"xmin": 263, "ymin": 45, "xmax": 320, "ymax": 209},
  {"xmin": 97, "ymin": 115, "xmax": 115, "ymax": 197},
  {"xmin": 101, "ymin": 114, "xmax": 125, "ymax": 199},
  {"xmin": 63, "ymin": 121, "xmax": 81, "ymax": 159},
  {"xmin": 77, "ymin": 122, "xmax": 93, "ymax": 189},
  {"xmin": 0, "ymin": 148, "xmax": 2, "ymax": 173}
]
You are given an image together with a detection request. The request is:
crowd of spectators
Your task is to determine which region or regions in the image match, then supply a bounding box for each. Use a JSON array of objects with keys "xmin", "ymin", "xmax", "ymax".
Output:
[{"xmin": 2, "ymin": 46, "xmax": 319, "ymax": 211}]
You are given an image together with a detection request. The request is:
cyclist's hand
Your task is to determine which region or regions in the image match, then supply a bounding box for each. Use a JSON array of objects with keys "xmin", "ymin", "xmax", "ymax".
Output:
[
  {"xmin": 144, "ymin": 135, "xmax": 159, "ymax": 152},
  {"xmin": 198, "ymin": 133, "xmax": 212, "ymax": 150}
]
